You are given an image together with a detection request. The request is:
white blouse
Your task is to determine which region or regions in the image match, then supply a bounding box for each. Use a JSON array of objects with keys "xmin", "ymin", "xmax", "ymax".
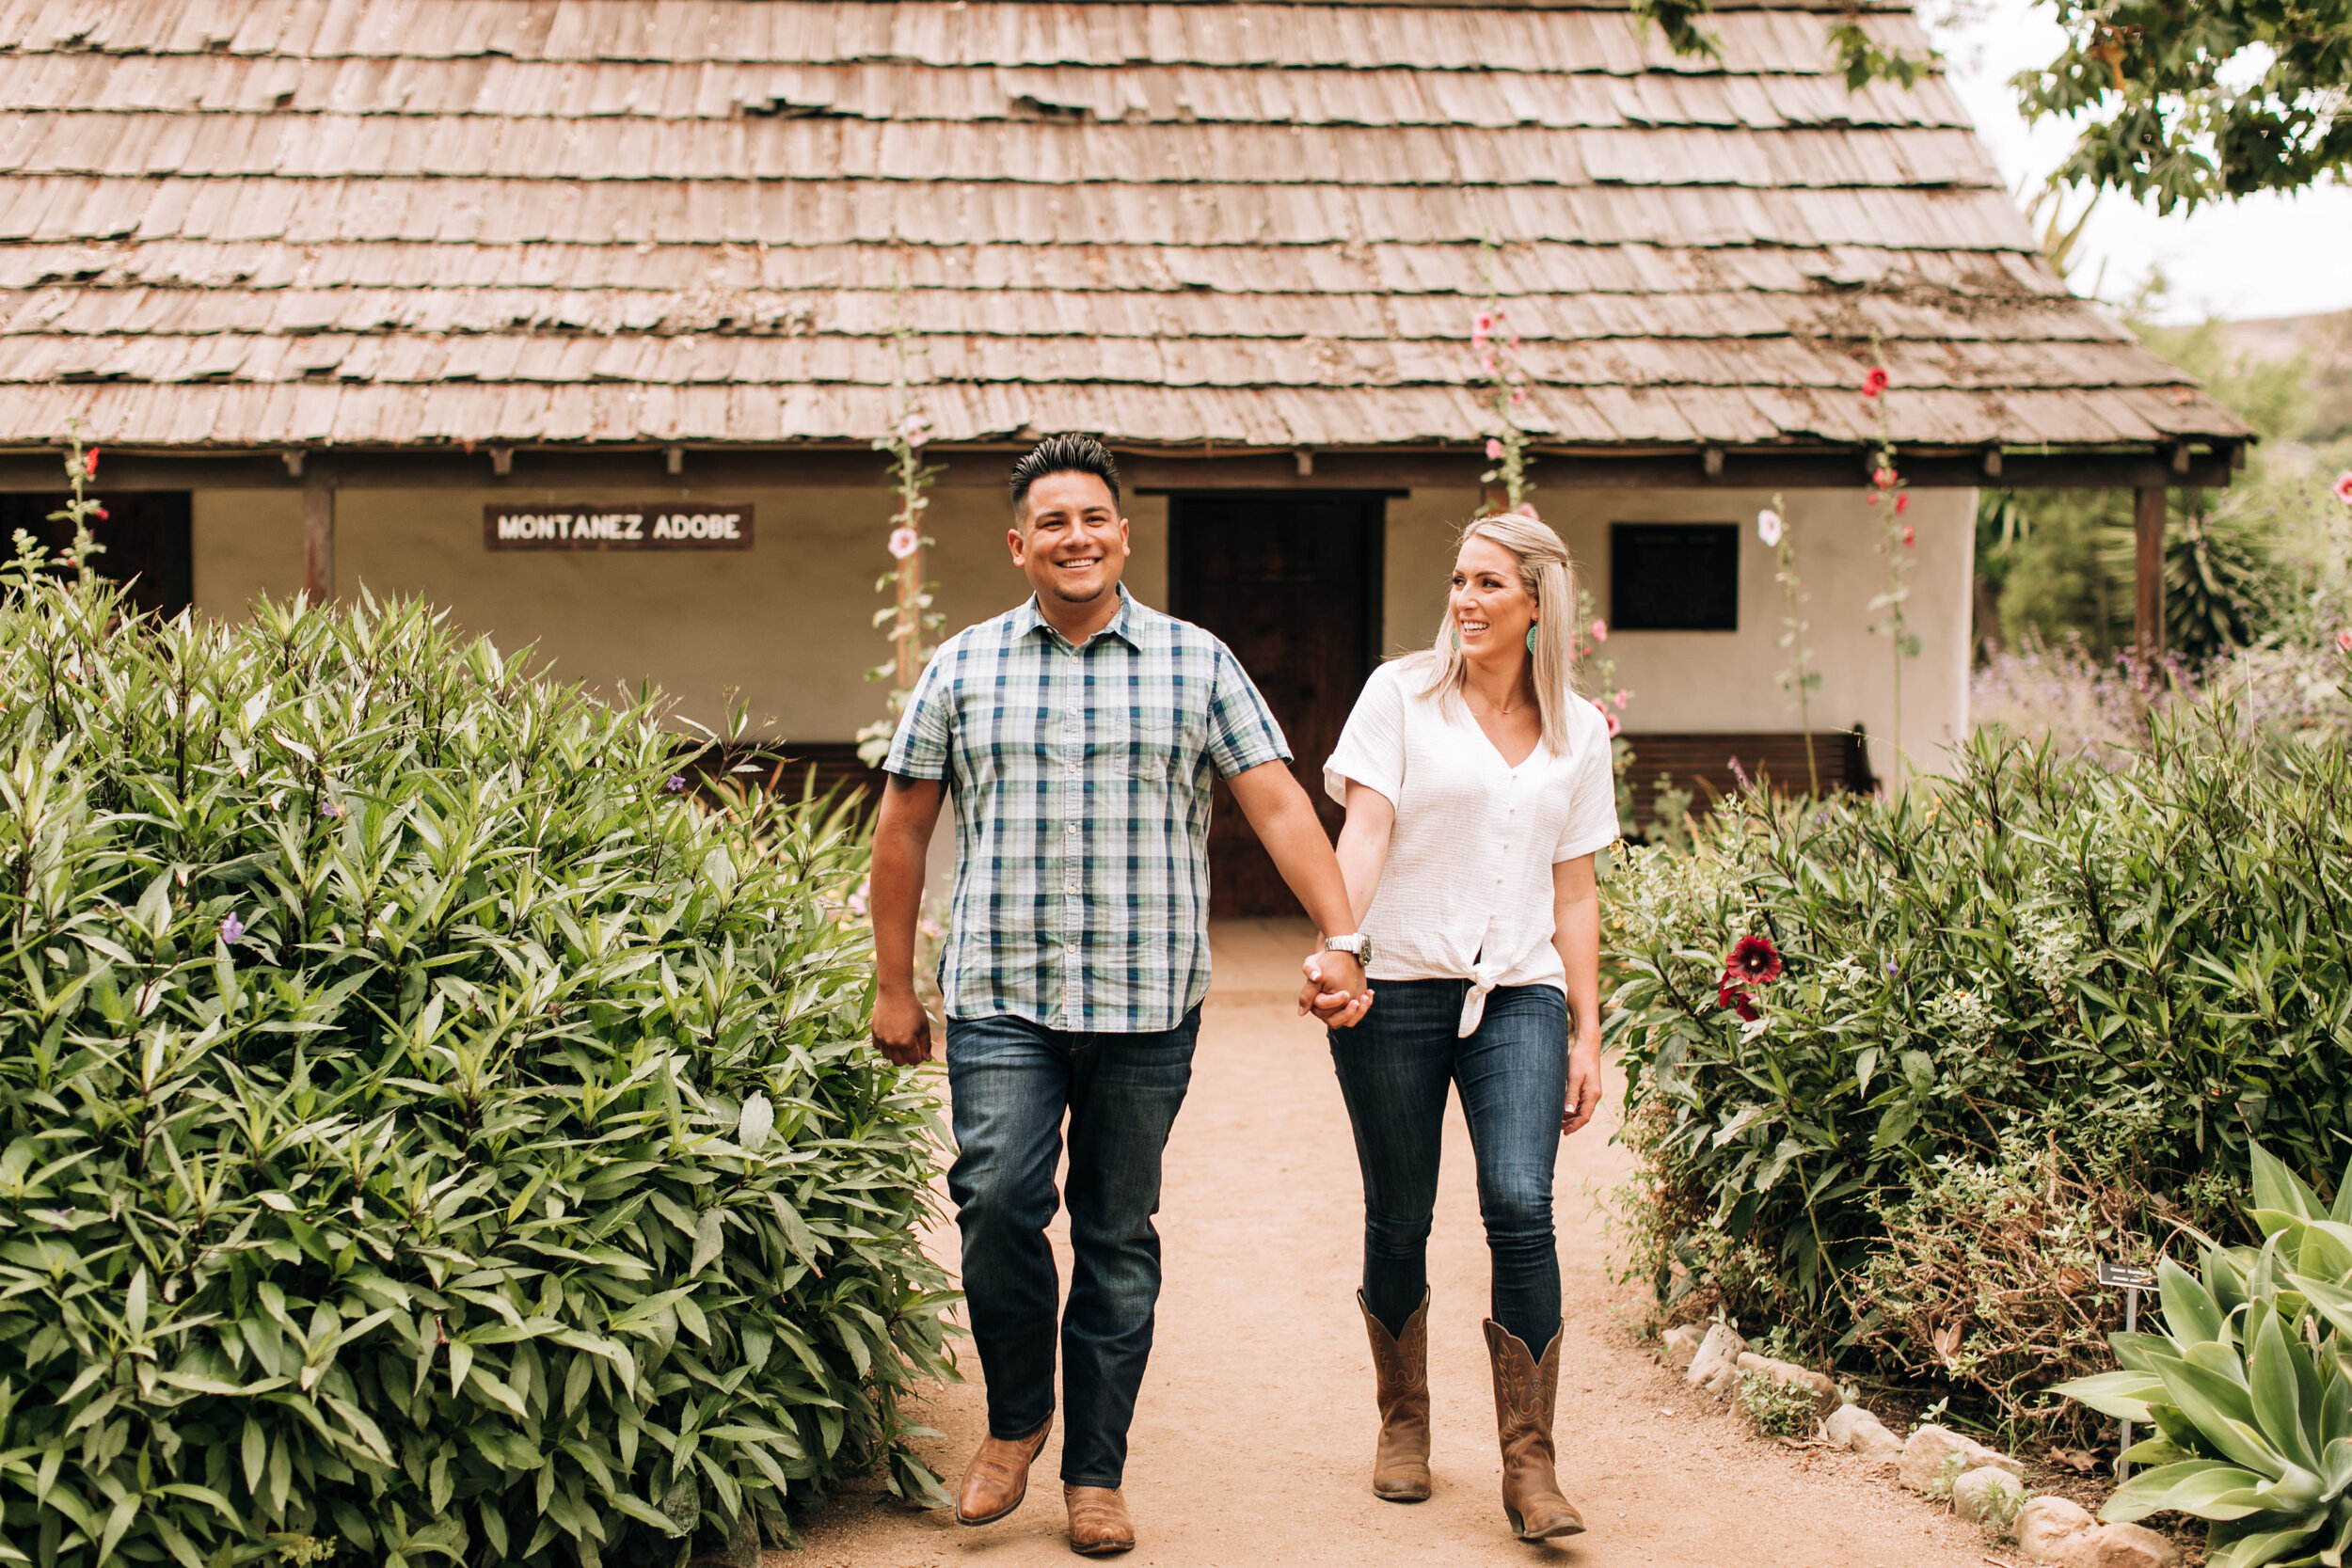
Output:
[{"xmin": 1323, "ymin": 657, "xmax": 1619, "ymax": 1037}]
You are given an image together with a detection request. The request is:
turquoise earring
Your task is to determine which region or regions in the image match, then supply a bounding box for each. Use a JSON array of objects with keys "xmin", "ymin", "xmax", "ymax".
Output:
[
  {"xmin": 1452, "ymin": 627, "xmax": 1461, "ymax": 651},
  {"xmin": 1526, "ymin": 625, "xmax": 1538, "ymax": 653}
]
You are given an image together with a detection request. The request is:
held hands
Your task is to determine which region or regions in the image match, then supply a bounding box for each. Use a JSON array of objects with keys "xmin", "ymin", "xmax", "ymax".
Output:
[
  {"xmin": 871, "ymin": 987, "xmax": 935, "ymax": 1066},
  {"xmin": 1563, "ymin": 1039, "xmax": 1601, "ymax": 1136},
  {"xmin": 1298, "ymin": 952, "xmax": 1374, "ymax": 1028}
]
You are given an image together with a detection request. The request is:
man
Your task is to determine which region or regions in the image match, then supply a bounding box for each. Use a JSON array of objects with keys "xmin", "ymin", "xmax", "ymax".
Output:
[{"xmin": 870, "ymin": 435, "xmax": 1373, "ymax": 1555}]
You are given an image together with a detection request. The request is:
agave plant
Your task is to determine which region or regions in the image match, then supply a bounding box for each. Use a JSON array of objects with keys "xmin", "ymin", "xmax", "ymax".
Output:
[{"xmin": 2056, "ymin": 1147, "xmax": 2352, "ymax": 1568}]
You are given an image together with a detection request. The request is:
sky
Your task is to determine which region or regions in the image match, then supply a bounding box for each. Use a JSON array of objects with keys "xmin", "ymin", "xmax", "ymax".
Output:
[{"xmin": 1934, "ymin": 0, "xmax": 2352, "ymax": 324}]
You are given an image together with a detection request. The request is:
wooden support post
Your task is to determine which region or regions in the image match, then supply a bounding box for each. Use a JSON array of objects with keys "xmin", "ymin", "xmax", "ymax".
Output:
[
  {"xmin": 302, "ymin": 483, "xmax": 335, "ymax": 603},
  {"xmin": 2133, "ymin": 484, "xmax": 2165, "ymax": 663}
]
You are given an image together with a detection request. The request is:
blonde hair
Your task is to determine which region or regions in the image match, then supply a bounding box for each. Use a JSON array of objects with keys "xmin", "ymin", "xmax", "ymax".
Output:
[{"xmin": 1419, "ymin": 512, "xmax": 1583, "ymax": 755}]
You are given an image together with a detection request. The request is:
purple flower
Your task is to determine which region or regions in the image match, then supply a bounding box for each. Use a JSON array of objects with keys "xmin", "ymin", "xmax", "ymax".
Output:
[
  {"xmin": 1884, "ymin": 960, "xmax": 1899, "ymax": 976},
  {"xmin": 322, "ymin": 799, "xmax": 342, "ymax": 818},
  {"xmin": 665, "ymin": 774, "xmax": 687, "ymax": 794},
  {"xmin": 220, "ymin": 912, "xmax": 246, "ymax": 944}
]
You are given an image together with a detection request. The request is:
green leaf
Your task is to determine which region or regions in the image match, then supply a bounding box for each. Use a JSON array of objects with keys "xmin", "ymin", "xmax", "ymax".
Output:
[
  {"xmin": 2100, "ymin": 1460, "xmax": 2269, "ymax": 1523},
  {"xmin": 2161, "ymin": 1257, "xmax": 2225, "ymax": 1346}
]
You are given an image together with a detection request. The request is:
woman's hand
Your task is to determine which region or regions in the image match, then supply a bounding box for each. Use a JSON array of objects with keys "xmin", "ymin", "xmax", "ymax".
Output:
[
  {"xmin": 1563, "ymin": 1039, "xmax": 1601, "ymax": 1135},
  {"xmin": 1299, "ymin": 955, "xmax": 1375, "ymax": 1028}
]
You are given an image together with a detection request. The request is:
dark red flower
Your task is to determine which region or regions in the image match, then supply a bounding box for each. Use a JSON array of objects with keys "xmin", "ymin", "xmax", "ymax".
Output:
[
  {"xmin": 1724, "ymin": 934, "xmax": 1783, "ymax": 987},
  {"xmin": 1863, "ymin": 368, "xmax": 1889, "ymax": 398},
  {"xmin": 1717, "ymin": 980, "xmax": 1760, "ymax": 1022}
]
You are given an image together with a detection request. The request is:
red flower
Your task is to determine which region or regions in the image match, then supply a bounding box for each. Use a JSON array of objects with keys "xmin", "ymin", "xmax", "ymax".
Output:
[
  {"xmin": 1894, "ymin": 492, "xmax": 1909, "ymax": 515},
  {"xmin": 2332, "ymin": 470, "xmax": 2352, "ymax": 506},
  {"xmin": 1901, "ymin": 523, "xmax": 1915, "ymax": 546},
  {"xmin": 1472, "ymin": 310, "xmax": 1494, "ymax": 348},
  {"xmin": 1863, "ymin": 368, "xmax": 1889, "ymax": 398},
  {"xmin": 1724, "ymin": 934, "xmax": 1783, "ymax": 986},
  {"xmin": 85, "ymin": 446, "xmax": 100, "ymax": 476},
  {"xmin": 1873, "ymin": 467, "xmax": 1897, "ymax": 489},
  {"xmin": 1717, "ymin": 980, "xmax": 1760, "ymax": 1022},
  {"xmin": 94, "ymin": 505, "xmax": 108, "ymax": 520}
]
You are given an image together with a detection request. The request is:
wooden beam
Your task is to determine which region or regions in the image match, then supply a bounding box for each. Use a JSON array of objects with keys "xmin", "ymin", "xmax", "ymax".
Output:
[
  {"xmin": 2134, "ymin": 484, "xmax": 2166, "ymax": 663},
  {"xmin": 302, "ymin": 483, "xmax": 334, "ymax": 603},
  {"xmin": 0, "ymin": 442, "xmax": 2243, "ymax": 496}
]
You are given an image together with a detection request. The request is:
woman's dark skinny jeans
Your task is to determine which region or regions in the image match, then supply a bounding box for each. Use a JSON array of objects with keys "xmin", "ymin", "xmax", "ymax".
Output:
[{"xmin": 1330, "ymin": 978, "xmax": 1566, "ymax": 1353}]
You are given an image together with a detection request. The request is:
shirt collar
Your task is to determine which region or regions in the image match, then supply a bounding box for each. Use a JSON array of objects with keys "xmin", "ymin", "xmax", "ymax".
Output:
[{"xmin": 1014, "ymin": 583, "xmax": 1141, "ymax": 650}]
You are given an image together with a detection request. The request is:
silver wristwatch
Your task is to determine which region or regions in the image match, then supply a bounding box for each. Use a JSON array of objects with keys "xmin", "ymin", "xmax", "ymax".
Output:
[{"xmin": 1323, "ymin": 932, "xmax": 1375, "ymax": 967}]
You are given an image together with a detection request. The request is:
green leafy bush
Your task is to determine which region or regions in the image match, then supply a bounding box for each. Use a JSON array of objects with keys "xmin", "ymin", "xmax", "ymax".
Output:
[
  {"xmin": 1734, "ymin": 1369, "xmax": 1818, "ymax": 1439},
  {"xmin": 2058, "ymin": 1147, "xmax": 2352, "ymax": 1568},
  {"xmin": 1606, "ymin": 668, "xmax": 2352, "ymax": 1402},
  {"xmin": 0, "ymin": 553, "xmax": 951, "ymax": 1567}
]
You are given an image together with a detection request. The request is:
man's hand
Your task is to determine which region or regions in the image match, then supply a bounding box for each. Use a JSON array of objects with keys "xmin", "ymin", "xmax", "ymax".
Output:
[
  {"xmin": 872, "ymin": 987, "xmax": 935, "ymax": 1066},
  {"xmin": 1298, "ymin": 953, "xmax": 1374, "ymax": 1028},
  {"xmin": 1563, "ymin": 1040, "xmax": 1601, "ymax": 1135}
]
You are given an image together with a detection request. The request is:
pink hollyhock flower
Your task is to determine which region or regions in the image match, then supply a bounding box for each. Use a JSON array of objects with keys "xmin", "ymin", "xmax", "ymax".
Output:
[
  {"xmin": 1592, "ymin": 698, "xmax": 1620, "ymax": 736},
  {"xmin": 1756, "ymin": 509, "xmax": 1783, "ymax": 546},
  {"xmin": 1613, "ymin": 689, "xmax": 1629, "ymax": 708},
  {"xmin": 2337, "ymin": 629, "xmax": 2352, "ymax": 653},
  {"xmin": 1509, "ymin": 388, "xmax": 1526, "ymax": 404},
  {"xmin": 1486, "ymin": 437, "xmax": 1503, "ymax": 460},
  {"xmin": 1894, "ymin": 492, "xmax": 1910, "ymax": 515},
  {"xmin": 1479, "ymin": 351, "xmax": 1498, "ymax": 377},
  {"xmin": 1590, "ymin": 618, "xmax": 1608, "ymax": 642},
  {"xmin": 1724, "ymin": 933, "xmax": 1783, "ymax": 986},
  {"xmin": 2334, "ymin": 470, "xmax": 2352, "ymax": 506},
  {"xmin": 1863, "ymin": 367, "xmax": 1889, "ymax": 398},
  {"xmin": 887, "ymin": 527, "xmax": 920, "ymax": 560},
  {"xmin": 848, "ymin": 881, "xmax": 869, "ymax": 918},
  {"xmin": 1472, "ymin": 310, "xmax": 1494, "ymax": 347},
  {"xmin": 1873, "ymin": 467, "xmax": 1897, "ymax": 488},
  {"xmin": 1901, "ymin": 523, "xmax": 1915, "ymax": 546},
  {"xmin": 1717, "ymin": 979, "xmax": 1759, "ymax": 1022},
  {"xmin": 898, "ymin": 414, "xmax": 930, "ymax": 447},
  {"xmin": 1514, "ymin": 501, "xmax": 1538, "ymax": 518}
]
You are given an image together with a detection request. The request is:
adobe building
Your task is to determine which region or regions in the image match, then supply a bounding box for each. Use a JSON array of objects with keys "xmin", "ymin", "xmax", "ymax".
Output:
[{"xmin": 0, "ymin": 0, "xmax": 2247, "ymax": 912}]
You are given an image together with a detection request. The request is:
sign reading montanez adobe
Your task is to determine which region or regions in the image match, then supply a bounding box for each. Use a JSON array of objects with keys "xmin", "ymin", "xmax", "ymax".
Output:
[{"xmin": 484, "ymin": 504, "xmax": 754, "ymax": 551}]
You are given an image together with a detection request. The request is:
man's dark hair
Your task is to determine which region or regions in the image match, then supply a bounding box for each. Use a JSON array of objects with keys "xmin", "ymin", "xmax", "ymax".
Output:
[{"xmin": 1009, "ymin": 435, "xmax": 1120, "ymax": 517}]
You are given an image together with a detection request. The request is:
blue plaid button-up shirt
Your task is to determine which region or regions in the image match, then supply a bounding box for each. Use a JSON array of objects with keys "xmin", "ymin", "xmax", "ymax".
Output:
[{"xmin": 884, "ymin": 586, "xmax": 1290, "ymax": 1033}]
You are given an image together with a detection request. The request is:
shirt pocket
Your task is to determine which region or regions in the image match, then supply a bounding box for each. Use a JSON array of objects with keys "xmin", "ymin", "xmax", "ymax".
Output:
[{"xmin": 1122, "ymin": 712, "xmax": 1178, "ymax": 780}]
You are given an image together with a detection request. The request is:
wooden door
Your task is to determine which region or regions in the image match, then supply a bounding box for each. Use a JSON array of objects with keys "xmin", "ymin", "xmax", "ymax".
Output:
[{"xmin": 1171, "ymin": 494, "xmax": 1382, "ymax": 918}]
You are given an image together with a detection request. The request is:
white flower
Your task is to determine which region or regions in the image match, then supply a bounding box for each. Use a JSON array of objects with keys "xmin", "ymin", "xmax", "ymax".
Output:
[{"xmin": 1756, "ymin": 509, "xmax": 1784, "ymax": 547}]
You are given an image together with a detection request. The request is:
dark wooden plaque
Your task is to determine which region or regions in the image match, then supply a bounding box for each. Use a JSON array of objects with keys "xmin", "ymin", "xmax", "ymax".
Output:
[{"xmin": 484, "ymin": 503, "xmax": 753, "ymax": 550}]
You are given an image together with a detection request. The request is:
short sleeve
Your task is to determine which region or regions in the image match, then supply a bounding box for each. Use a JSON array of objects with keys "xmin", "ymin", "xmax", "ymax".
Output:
[
  {"xmin": 1202, "ymin": 641, "xmax": 1291, "ymax": 780},
  {"xmin": 1552, "ymin": 706, "xmax": 1621, "ymax": 863},
  {"xmin": 882, "ymin": 643, "xmax": 955, "ymax": 781},
  {"xmin": 1323, "ymin": 661, "xmax": 1408, "ymax": 806}
]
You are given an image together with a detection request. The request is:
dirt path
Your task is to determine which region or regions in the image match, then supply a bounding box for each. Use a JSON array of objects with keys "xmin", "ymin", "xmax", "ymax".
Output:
[{"xmin": 795, "ymin": 922, "xmax": 2001, "ymax": 1567}]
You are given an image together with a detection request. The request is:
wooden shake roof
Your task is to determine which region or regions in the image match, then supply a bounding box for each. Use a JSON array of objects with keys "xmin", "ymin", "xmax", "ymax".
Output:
[{"xmin": 0, "ymin": 0, "xmax": 2250, "ymax": 456}]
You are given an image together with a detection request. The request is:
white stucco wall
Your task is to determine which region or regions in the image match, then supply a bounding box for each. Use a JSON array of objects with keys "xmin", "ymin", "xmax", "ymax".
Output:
[
  {"xmin": 194, "ymin": 484, "xmax": 1168, "ymax": 742},
  {"xmin": 1381, "ymin": 486, "xmax": 1977, "ymax": 783},
  {"xmin": 193, "ymin": 478, "xmax": 1972, "ymax": 779}
]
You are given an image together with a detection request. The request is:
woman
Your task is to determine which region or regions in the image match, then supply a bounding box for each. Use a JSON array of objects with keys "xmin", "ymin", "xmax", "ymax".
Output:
[{"xmin": 1304, "ymin": 512, "xmax": 1615, "ymax": 1542}]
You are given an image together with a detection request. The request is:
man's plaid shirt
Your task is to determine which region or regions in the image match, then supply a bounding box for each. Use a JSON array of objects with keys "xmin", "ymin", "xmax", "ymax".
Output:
[{"xmin": 885, "ymin": 586, "xmax": 1290, "ymax": 1033}]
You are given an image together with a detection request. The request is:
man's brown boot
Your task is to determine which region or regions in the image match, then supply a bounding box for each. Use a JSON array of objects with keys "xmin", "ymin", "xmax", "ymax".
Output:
[
  {"xmin": 1359, "ymin": 1291, "xmax": 1433, "ymax": 1501},
  {"xmin": 1064, "ymin": 1484, "xmax": 1136, "ymax": 1556},
  {"xmin": 1482, "ymin": 1320, "xmax": 1587, "ymax": 1541},
  {"xmin": 956, "ymin": 1415, "xmax": 1053, "ymax": 1527}
]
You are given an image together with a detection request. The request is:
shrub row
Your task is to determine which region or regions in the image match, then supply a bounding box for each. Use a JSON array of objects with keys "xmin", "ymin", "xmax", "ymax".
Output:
[
  {"xmin": 0, "ymin": 556, "xmax": 951, "ymax": 1568},
  {"xmin": 1606, "ymin": 671, "xmax": 2352, "ymax": 1419}
]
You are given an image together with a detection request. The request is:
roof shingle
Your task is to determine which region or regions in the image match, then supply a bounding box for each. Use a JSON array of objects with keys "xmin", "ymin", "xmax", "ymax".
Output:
[{"xmin": 1, "ymin": 0, "xmax": 2248, "ymax": 452}]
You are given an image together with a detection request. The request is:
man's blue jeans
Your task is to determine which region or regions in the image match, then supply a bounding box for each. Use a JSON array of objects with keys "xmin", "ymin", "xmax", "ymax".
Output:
[
  {"xmin": 945, "ymin": 1007, "xmax": 1200, "ymax": 1489},
  {"xmin": 1329, "ymin": 979, "xmax": 1567, "ymax": 1353}
]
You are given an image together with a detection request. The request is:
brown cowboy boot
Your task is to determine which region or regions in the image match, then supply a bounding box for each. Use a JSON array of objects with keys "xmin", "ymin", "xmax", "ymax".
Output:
[
  {"xmin": 1358, "ymin": 1291, "xmax": 1433, "ymax": 1501},
  {"xmin": 1482, "ymin": 1320, "xmax": 1587, "ymax": 1541},
  {"xmin": 955, "ymin": 1415, "xmax": 1053, "ymax": 1527},
  {"xmin": 1063, "ymin": 1483, "xmax": 1136, "ymax": 1556}
]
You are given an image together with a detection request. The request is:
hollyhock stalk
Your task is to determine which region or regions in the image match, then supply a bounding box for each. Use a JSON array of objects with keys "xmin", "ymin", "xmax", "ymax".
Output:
[
  {"xmin": 1762, "ymin": 493, "xmax": 1821, "ymax": 796},
  {"xmin": 857, "ymin": 276, "xmax": 947, "ymax": 766},
  {"xmin": 1859, "ymin": 338, "xmax": 1918, "ymax": 790}
]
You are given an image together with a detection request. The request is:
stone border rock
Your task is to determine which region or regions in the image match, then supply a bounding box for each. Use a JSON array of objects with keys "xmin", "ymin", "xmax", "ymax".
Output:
[{"xmin": 1653, "ymin": 1325, "xmax": 2180, "ymax": 1568}]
